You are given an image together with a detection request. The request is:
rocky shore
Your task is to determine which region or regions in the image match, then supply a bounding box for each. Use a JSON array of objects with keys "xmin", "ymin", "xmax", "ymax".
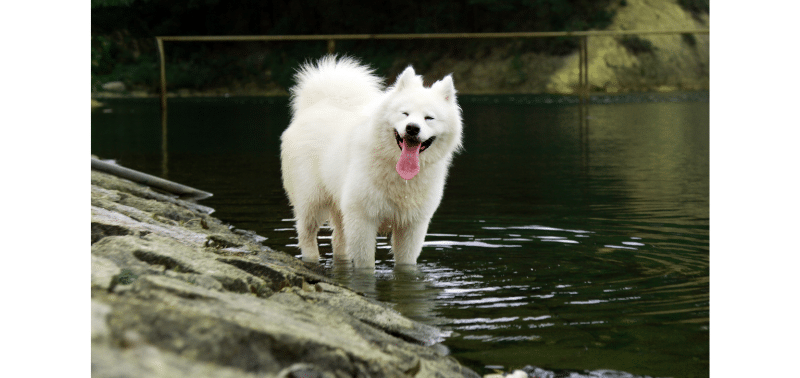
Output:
[{"xmin": 91, "ymin": 163, "xmax": 480, "ymax": 377}]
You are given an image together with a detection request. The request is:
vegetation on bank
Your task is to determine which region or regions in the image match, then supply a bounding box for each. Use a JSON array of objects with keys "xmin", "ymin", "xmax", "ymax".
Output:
[{"xmin": 91, "ymin": 0, "xmax": 708, "ymax": 94}]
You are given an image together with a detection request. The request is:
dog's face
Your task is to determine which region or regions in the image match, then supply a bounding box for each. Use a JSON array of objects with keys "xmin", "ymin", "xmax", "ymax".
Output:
[{"xmin": 382, "ymin": 67, "xmax": 463, "ymax": 180}]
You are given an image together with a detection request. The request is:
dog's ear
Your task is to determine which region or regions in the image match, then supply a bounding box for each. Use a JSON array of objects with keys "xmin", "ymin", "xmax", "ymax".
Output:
[
  {"xmin": 432, "ymin": 75, "xmax": 456, "ymax": 102},
  {"xmin": 394, "ymin": 66, "xmax": 421, "ymax": 90}
]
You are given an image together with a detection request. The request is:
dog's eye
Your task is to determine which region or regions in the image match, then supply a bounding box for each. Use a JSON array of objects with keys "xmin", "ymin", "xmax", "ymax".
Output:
[
  {"xmin": 402, "ymin": 112, "xmax": 409, "ymax": 116},
  {"xmin": 425, "ymin": 116, "xmax": 434, "ymax": 121}
]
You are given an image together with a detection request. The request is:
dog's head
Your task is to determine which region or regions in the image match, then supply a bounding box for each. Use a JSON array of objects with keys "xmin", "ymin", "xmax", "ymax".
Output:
[{"xmin": 380, "ymin": 67, "xmax": 463, "ymax": 180}]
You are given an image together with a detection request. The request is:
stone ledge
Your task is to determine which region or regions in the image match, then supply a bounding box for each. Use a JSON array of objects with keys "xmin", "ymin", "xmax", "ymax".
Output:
[{"xmin": 91, "ymin": 167, "xmax": 479, "ymax": 377}]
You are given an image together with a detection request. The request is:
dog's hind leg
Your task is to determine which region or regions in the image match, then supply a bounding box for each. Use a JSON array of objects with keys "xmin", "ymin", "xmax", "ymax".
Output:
[
  {"xmin": 329, "ymin": 207, "xmax": 348, "ymax": 262},
  {"xmin": 295, "ymin": 206, "xmax": 325, "ymax": 263}
]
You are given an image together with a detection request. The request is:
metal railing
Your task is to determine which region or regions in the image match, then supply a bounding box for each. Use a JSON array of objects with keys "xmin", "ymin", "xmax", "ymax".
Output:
[
  {"xmin": 153, "ymin": 30, "xmax": 708, "ymax": 178},
  {"xmin": 155, "ymin": 29, "xmax": 708, "ymax": 108}
]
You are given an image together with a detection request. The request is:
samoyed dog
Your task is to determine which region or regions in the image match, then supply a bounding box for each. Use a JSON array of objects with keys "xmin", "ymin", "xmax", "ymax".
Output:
[{"xmin": 280, "ymin": 56, "xmax": 463, "ymax": 268}]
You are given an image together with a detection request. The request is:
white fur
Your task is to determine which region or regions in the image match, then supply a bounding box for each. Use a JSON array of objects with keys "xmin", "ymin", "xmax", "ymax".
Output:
[{"xmin": 280, "ymin": 56, "xmax": 463, "ymax": 268}]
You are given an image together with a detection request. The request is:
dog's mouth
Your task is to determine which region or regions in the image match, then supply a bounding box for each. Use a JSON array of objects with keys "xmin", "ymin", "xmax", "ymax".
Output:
[
  {"xmin": 394, "ymin": 130, "xmax": 436, "ymax": 180},
  {"xmin": 394, "ymin": 130, "xmax": 435, "ymax": 152}
]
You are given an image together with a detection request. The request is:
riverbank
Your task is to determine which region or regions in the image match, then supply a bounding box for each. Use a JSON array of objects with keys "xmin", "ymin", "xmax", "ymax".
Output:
[
  {"xmin": 91, "ymin": 159, "xmax": 480, "ymax": 377},
  {"xmin": 92, "ymin": 1, "xmax": 707, "ymax": 99}
]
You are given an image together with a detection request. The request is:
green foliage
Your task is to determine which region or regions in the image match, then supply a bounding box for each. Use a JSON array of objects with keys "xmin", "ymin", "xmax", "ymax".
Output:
[
  {"xmin": 91, "ymin": 0, "xmax": 617, "ymax": 39},
  {"xmin": 108, "ymin": 269, "xmax": 138, "ymax": 292},
  {"xmin": 91, "ymin": 0, "xmax": 619, "ymax": 92},
  {"xmin": 91, "ymin": 36, "xmax": 118, "ymax": 76},
  {"xmin": 682, "ymin": 33, "xmax": 697, "ymax": 47},
  {"xmin": 91, "ymin": 0, "xmax": 136, "ymax": 8},
  {"xmin": 619, "ymin": 36, "xmax": 655, "ymax": 54},
  {"xmin": 92, "ymin": 34, "xmax": 159, "ymax": 91},
  {"xmin": 92, "ymin": 57, "xmax": 159, "ymax": 92},
  {"xmin": 261, "ymin": 42, "xmax": 328, "ymax": 90},
  {"xmin": 677, "ymin": 0, "xmax": 709, "ymax": 15},
  {"xmin": 509, "ymin": 53, "xmax": 528, "ymax": 84}
]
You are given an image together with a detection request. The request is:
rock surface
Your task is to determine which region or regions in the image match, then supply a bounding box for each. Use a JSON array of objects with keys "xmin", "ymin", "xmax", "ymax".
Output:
[
  {"xmin": 546, "ymin": 0, "xmax": 709, "ymax": 94},
  {"xmin": 91, "ymin": 168, "xmax": 479, "ymax": 378}
]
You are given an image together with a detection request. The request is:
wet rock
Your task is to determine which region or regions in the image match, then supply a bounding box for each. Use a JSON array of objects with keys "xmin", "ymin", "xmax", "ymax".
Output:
[
  {"xmin": 293, "ymin": 282, "xmax": 446, "ymax": 347},
  {"xmin": 91, "ymin": 300, "xmax": 113, "ymax": 342},
  {"xmin": 91, "ymin": 255, "xmax": 121, "ymax": 290},
  {"xmin": 92, "ymin": 342, "xmax": 265, "ymax": 378},
  {"xmin": 92, "ymin": 170, "xmax": 215, "ymax": 215},
  {"xmin": 92, "ymin": 235, "xmax": 274, "ymax": 296},
  {"xmin": 91, "ymin": 164, "xmax": 479, "ymax": 377}
]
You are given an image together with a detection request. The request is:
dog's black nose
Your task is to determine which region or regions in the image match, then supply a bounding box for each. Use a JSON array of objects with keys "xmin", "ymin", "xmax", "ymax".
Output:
[{"xmin": 406, "ymin": 124, "xmax": 420, "ymax": 136}]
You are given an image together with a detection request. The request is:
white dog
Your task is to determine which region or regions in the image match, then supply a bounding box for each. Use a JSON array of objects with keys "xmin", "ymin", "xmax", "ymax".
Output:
[{"xmin": 280, "ymin": 56, "xmax": 462, "ymax": 268}]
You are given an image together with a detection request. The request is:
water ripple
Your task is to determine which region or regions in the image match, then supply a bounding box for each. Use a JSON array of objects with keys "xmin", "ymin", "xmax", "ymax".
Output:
[{"xmin": 273, "ymin": 217, "xmax": 707, "ymax": 378}]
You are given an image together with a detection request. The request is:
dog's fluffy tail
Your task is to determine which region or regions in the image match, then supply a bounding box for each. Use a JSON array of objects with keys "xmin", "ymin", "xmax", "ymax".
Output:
[{"xmin": 290, "ymin": 55, "xmax": 384, "ymax": 119}]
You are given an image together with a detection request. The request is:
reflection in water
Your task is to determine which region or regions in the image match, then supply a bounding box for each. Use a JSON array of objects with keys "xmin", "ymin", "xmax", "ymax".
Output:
[
  {"xmin": 92, "ymin": 93, "xmax": 708, "ymax": 378},
  {"xmin": 328, "ymin": 259, "xmax": 442, "ymax": 324}
]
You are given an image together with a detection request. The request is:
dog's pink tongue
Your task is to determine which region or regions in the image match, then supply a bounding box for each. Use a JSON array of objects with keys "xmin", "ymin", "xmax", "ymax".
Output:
[{"xmin": 396, "ymin": 140, "xmax": 421, "ymax": 180}]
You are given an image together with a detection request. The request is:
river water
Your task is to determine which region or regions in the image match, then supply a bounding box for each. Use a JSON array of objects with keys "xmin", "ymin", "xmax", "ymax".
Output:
[{"xmin": 92, "ymin": 92, "xmax": 709, "ymax": 378}]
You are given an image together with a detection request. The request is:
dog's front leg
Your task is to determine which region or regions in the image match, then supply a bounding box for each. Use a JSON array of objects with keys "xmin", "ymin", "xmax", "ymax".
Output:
[
  {"xmin": 344, "ymin": 211, "xmax": 379, "ymax": 269},
  {"xmin": 391, "ymin": 221, "xmax": 429, "ymax": 265}
]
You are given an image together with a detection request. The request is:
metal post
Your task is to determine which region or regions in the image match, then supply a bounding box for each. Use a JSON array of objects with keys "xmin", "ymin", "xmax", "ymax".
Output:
[
  {"xmin": 160, "ymin": 96, "xmax": 169, "ymax": 179},
  {"xmin": 91, "ymin": 158, "xmax": 212, "ymax": 200},
  {"xmin": 579, "ymin": 35, "xmax": 589, "ymax": 104},
  {"xmin": 157, "ymin": 37, "xmax": 167, "ymax": 114},
  {"xmin": 578, "ymin": 35, "xmax": 590, "ymax": 176},
  {"xmin": 156, "ymin": 37, "xmax": 169, "ymax": 178},
  {"xmin": 327, "ymin": 39, "xmax": 336, "ymax": 54},
  {"xmin": 583, "ymin": 36, "xmax": 589, "ymax": 102},
  {"xmin": 578, "ymin": 36, "xmax": 584, "ymax": 99}
]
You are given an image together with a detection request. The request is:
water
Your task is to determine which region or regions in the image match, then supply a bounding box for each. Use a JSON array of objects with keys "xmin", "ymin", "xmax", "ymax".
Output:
[{"xmin": 92, "ymin": 92, "xmax": 709, "ymax": 378}]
